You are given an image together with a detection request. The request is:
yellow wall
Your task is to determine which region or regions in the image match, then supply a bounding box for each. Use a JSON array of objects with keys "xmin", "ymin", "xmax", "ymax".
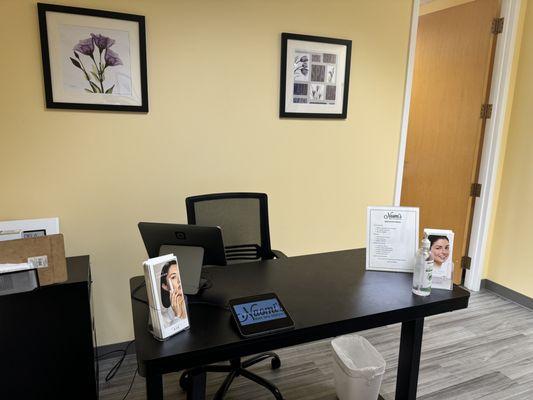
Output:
[
  {"xmin": 485, "ymin": 0, "xmax": 533, "ymax": 298},
  {"xmin": 0, "ymin": 0, "xmax": 413, "ymax": 345}
]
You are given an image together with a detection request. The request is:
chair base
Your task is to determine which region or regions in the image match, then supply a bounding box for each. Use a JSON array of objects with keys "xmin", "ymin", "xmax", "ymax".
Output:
[{"xmin": 180, "ymin": 352, "xmax": 283, "ymax": 400}]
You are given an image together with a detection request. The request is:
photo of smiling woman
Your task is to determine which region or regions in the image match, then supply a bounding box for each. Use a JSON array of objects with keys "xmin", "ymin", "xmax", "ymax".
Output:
[
  {"xmin": 160, "ymin": 259, "xmax": 187, "ymax": 327},
  {"xmin": 425, "ymin": 229, "xmax": 454, "ymax": 290}
]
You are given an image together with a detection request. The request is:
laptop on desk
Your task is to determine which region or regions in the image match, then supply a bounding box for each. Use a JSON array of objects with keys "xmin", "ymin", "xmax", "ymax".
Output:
[{"xmin": 138, "ymin": 222, "xmax": 226, "ymax": 295}]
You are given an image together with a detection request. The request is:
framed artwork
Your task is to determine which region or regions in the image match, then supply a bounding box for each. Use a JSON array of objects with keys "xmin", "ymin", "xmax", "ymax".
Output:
[
  {"xmin": 37, "ymin": 3, "xmax": 148, "ymax": 112},
  {"xmin": 279, "ymin": 33, "xmax": 352, "ymax": 119}
]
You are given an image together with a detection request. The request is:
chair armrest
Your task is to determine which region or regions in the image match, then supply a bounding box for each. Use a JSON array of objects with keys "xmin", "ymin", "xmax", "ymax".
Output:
[{"xmin": 271, "ymin": 249, "xmax": 288, "ymax": 259}]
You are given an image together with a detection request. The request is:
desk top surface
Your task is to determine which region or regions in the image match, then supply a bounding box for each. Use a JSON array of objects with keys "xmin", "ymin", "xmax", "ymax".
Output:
[{"xmin": 130, "ymin": 249, "xmax": 469, "ymax": 373}]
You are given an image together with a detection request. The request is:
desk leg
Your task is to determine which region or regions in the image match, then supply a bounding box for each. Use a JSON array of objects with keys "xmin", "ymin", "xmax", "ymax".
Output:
[
  {"xmin": 187, "ymin": 368, "xmax": 206, "ymax": 400},
  {"xmin": 146, "ymin": 371, "xmax": 163, "ymax": 400},
  {"xmin": 395, "ymin": 318, "xmax": 424, "ymax": 400}
]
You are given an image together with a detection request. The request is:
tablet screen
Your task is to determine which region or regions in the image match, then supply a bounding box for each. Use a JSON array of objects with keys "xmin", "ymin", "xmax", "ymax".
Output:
[{"xmin": 232, "ymin": 298, "xmax": 288, "ymax": 326}]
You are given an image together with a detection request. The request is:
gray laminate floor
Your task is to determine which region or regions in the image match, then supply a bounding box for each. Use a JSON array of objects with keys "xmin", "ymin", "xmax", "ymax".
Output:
[{"xmin": 98, "ymin": 290, "xmax": 533, "ymax": 400}]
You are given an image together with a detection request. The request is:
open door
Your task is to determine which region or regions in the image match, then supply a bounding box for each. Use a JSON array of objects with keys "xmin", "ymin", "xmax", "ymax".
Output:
[{"xmin": 401, "ymin": 0, "xmax": 501, "ymax": 284}]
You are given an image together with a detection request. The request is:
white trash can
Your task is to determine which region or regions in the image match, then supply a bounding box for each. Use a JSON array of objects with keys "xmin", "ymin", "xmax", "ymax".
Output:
[{"xmin": 331, "ymin": 334, "xmax": 386, "ymax": 400}]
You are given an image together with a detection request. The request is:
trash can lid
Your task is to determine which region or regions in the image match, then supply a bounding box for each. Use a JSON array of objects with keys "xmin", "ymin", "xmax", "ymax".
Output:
[{"xmin": 331, "ymin": 334, "xmax": 386, "ymax": 380}]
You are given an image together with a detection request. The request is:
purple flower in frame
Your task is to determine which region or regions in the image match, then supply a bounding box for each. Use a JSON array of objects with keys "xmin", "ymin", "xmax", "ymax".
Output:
[
  {"xmin": 104, "ymin": 48, "xmax": 123, "ymax": 67},
  {"xmin": 73, "ymin": 37, "xmax": 94, "ymax": 56},
  {"xmin": 90, "ymin": 33, "xmax": 115, "ymax": 51}
]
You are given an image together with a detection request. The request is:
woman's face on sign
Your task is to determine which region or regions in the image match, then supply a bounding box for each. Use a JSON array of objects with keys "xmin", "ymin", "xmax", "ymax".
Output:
[
  {"xmin": 431, "ymin": 239, "xmax": 450, "ymax": 266},
  {"xmin": 164, "ymin": 264, "xmax": 181, "ymax": 292}
]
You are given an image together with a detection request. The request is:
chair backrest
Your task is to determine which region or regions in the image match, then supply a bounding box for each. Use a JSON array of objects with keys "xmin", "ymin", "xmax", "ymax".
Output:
[{"xmin": 185, "ymin": 193, "xmax": 274, "ymax": 262}]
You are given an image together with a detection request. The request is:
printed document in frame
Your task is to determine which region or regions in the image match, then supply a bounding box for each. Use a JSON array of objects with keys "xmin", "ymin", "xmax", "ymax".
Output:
[{"xmin": 366, "ymin": 206, "xmax": 419, "ymax": 272}]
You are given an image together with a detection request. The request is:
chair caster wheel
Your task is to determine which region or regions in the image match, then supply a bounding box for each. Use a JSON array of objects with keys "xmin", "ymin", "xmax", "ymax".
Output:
[
  {"xmin": 271, "ymin": 356, "xmax": 281, "ymax": 370},
  {"xmin": 179, "ymin": 372, "xmax": 190, "ymax": 391}
]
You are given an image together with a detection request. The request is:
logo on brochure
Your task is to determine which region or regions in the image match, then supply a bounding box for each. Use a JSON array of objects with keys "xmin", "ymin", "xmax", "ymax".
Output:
[{"xmin": 384, "ymin": 212, "xmax": 402, "ymax": 220}]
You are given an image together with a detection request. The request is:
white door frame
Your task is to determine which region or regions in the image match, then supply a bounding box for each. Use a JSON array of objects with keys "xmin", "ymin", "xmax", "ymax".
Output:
[{"xmin": 393, "ymin": 0, "xmax": 523, "ymax": 291}]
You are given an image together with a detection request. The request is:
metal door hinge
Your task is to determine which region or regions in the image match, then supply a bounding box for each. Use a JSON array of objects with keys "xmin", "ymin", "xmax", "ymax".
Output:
[
  {"xmin": 492, "ymin": 17, "xmax": 504, "ymax": 34},
  {"xmin": 471, "ymin": 183, "xmax": 482, "ymax": 197},
  {"xmin": 461, "ymin": 256, "xmax": 472, "ymax": 270},
  {"xmin": 480, "ymin": 104, "xmax": 493, "ymax": 119}
]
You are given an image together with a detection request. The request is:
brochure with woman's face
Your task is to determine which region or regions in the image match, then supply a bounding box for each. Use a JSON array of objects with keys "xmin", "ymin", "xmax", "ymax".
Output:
[
  {"xmin": 157, "ymin": 260, "xmax": 188, "ymax": 322},
  {"xmin": 424, "ymin": 228, "xmax": 454, "ymax": 290},
  {"xmin": 146, "ymin": 254, "xmax": 190, "ymax": 339}
]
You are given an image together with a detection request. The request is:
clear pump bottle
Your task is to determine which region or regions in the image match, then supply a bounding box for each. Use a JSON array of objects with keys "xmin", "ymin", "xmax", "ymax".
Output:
[{"xmin": 412, "ymin": 234, "xmax": 434, "ymax": 296}]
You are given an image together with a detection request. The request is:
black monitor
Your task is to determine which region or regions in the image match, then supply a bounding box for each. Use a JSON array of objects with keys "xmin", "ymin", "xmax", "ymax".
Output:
[{"xmin": 138, "ymin": 222, "xmax": 227, "ymax": 266}]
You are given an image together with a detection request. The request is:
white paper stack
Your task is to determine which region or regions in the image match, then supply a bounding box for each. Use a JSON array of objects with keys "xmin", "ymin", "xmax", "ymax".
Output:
[{"xmin": 143, "ymin": 254, "xmax": 190, "ymax": 340}]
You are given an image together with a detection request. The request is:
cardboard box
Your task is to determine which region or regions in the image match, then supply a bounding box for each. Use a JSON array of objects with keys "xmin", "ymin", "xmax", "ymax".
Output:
[{"xmin": 0, "ymin": 234, "xmax": 67, "ymax": 285}]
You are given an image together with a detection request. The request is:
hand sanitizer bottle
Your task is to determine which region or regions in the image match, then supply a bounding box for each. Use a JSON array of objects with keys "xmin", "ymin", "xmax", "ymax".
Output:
[{"xmin": 412, "ymin": 234, "xmax": 434, "ymax": 296}]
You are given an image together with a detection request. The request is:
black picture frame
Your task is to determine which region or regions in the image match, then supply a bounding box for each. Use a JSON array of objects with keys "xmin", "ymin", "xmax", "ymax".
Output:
[
  {"xmin": 280, "ymin": 33, "xmax": 352, "ymax": 119},
  {"xmin": 37, "ymin": 3, "xmax": 148, "ymax": 112}
]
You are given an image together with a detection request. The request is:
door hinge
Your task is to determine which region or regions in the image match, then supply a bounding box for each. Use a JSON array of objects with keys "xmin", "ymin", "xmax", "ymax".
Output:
[
  {"xmin": 480, "ymin": 103, "xmax": 493, "ymax": 119},
  {"xmin": 492, "ymin": 17, "xmax": 504, "ymax": 34},
  {"xmin": 461, "ymin": 256, "xmax": 472, "ymax": 270},
  {"xmin": 471, "ymin": 183, "xmax": 482, "ymax": 197}
]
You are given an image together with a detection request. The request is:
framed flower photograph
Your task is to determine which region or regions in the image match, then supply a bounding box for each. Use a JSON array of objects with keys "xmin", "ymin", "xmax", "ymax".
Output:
[
  {"xmin": 37, "ymin": 3, "xmax": 148, "ymax": 112},
  {"xmin": 279, "ymin": 33, "xmax": 352, "ymax": 119}
]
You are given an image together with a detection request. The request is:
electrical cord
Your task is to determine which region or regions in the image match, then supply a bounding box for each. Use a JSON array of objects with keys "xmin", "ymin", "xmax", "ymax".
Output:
[
  {"xmin": 97, "ymin": 340, "xmax": 136, "ymax": 400},
  {"xmin": 104, "ymin": 340, "xmax": 135, "ymax": 382},
  {"xmin": 120, "ymin": 368, "xmax": 137, "ymax": 400},
  {"xmin": 131, "ymin": 279, "xmax": 229, "ymax": 310},
  {"xmin": 187, "ymin": 299, "xmax": 230, "ymax": 311},
  {"xmin": 131, "ymin": 281, "xmax": 148, "ymax": 305},
  {"xmin": 97, "ymin": 349, "xmax": 127, "ymax": 360}
]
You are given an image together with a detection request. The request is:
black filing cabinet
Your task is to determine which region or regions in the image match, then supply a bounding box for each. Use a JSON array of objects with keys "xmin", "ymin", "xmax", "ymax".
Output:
[{"xmin": 0, "ymin": 256, "xmax": 98, "ymax": 399}]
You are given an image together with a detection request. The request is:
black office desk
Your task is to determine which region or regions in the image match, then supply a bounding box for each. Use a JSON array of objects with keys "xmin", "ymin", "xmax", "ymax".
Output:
[{"xmin": 130, "ymin": 249, "xmax": 469, "ymax": 400}]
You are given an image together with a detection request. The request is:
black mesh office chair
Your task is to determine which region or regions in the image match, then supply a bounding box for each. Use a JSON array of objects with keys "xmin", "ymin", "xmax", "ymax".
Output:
[{"xmin": 180, "ymin": 192, "xmax": 287, "ymax": 399}]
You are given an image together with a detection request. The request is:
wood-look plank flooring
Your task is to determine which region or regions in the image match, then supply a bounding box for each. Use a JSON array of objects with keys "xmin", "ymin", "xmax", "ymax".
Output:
[{"xmin": 98, "ymin": 290, "xmax": 533, "ymax": 399}]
